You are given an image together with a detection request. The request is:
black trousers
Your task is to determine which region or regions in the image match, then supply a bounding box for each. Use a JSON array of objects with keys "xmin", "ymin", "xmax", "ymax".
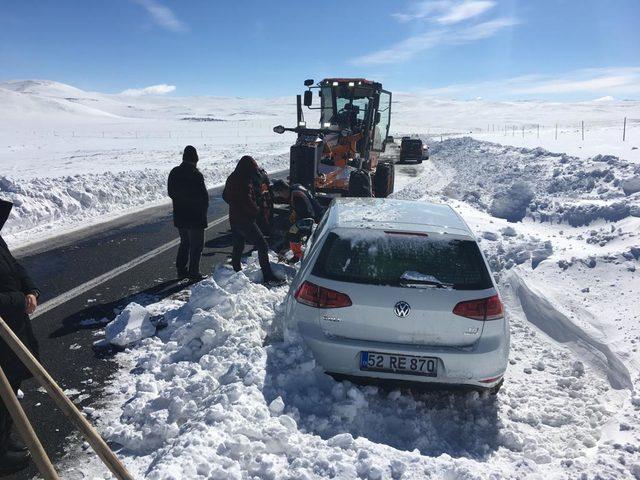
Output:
[
  {"xmin": 231, "ymin": 221, "xmax": 274, "ymax": 279},
  {"xmin": 0, "ymin": 379, "xmax": 19, "ymax": 454},
  {"xmin": 176, "ymin": 228, "xmax": 205, "ymax": 275}
]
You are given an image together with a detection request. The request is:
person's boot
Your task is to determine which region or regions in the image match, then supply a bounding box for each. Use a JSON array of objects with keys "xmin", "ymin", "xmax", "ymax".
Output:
[
  {"xmin": 0, "ymin": 449, "xmax": 30, "ymax": 475},
  {"xmin": 8, "ymin": 432, "xmax": 27, "ymax": 453},
  {"xmin": 176, "ymin": 269, "xmax": 189, "ymax": 280},
  {"xmin": 188, "ymin": 272, "xmax": 207, "ymax": 281}
]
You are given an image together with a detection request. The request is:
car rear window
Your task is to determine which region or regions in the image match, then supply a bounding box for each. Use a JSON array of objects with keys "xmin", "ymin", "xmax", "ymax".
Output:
[
  {"xmin": 312, "ymin": 229, "xmax": 492, "ymax": 290},
  {"xmin": 402, "ymin": 140, "xmax": 422, "ymax": 151}
]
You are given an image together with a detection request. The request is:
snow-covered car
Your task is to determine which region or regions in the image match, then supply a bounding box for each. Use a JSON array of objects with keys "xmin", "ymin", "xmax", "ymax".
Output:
[{"xmin": 284, "ymin": 198, "xmax": 509, "ymax": 392}]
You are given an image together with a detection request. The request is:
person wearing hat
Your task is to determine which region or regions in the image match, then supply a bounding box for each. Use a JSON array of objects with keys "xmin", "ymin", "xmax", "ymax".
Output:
[
  {"xmin": 0, "ymin": 199, "xmax": 40, "ymax": 474},
  {"xmin": 168, "ymin": 146, "xmax": 209, "ymax": 280}
]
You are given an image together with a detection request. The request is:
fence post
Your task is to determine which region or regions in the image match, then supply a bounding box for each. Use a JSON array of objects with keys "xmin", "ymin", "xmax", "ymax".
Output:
[
  {"xmin": 623, "ymin": 117, "xmax": 627, "ymax": 142},
  {"xmin": 581, "ymin": 121, "xmax": 584, "ymax": 141},
  {"xmin": 537, "ymin": 124, "xmax": 540, "ymax": 138}
]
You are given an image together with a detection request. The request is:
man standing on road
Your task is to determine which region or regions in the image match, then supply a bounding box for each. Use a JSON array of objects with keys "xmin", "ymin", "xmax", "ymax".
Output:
[
  {"xmin": 168, "ymin": 145, "xmax": 209, "ymax": 281},
  {"xmin": 0, "ymin": 199, "xmax": 40, "ymax": 474},
  {"xmin": 223, "ymin": 156, "xmax": 283, "ymax": 285}
]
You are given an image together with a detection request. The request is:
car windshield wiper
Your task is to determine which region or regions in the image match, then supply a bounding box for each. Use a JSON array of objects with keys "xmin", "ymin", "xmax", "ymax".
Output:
[{"xmin": 399, "ymin": 271, "xmax": 454, "ymax": 289}]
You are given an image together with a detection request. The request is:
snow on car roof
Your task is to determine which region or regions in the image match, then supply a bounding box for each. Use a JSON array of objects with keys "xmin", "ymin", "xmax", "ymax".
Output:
[{"xmin": 331, "ymin": 198, "xmax": 473, "ymax": 237}]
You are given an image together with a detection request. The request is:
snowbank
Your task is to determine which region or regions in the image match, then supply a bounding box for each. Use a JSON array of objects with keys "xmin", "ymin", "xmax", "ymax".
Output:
[
  {"xmin": 72, "ymin": 249, "xmax": 640, "ymax": 479},
  {"xmin": 0, "ymin": 150, "xmax": 288, "ymax": 247}
]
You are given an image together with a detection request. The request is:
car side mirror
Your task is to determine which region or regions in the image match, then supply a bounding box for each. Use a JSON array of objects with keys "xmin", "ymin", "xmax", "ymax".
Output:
[
  {"xmin": 303, "ymin": 90, "xmax": 313, "ymax": 107},
  {"xmin": 273, "ymin": 125, "xmax": 285, "ymax": 134}
]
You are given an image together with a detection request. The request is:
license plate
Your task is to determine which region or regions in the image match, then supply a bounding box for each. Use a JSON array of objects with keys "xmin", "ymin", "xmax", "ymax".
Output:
[{"xmin": 360, "ymin": 351, "xmax": 438, "ymax": 377}]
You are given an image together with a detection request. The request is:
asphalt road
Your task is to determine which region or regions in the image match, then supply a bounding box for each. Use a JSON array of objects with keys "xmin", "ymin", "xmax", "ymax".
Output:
[{"xmin": 2, "ymin": 174, "xmax": 287, "ymax": 480}]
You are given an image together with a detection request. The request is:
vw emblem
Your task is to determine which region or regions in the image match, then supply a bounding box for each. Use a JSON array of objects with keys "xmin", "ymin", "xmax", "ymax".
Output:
[{"xmin": 394, "ymin": 301, "xmax": 411, "ymax": 318}]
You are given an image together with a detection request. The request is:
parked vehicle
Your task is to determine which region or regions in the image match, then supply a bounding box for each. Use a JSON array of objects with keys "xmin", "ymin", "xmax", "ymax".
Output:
[
  {"xmin": 399, "ymin": 137, "xmax": 428, "ymax": 163},
  {"xmin": 284, "ymin": 198, "xmax": 509, "ymax": 392}
]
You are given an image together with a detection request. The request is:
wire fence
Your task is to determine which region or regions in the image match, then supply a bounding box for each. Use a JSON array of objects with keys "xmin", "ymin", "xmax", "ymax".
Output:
[
  {"xmin": 13, "ymin": 118, "xmax": 640, "ymax": 145},
  {"xmin": 399, "ymin": 117, "xmax": 638, "ymax": 144}
]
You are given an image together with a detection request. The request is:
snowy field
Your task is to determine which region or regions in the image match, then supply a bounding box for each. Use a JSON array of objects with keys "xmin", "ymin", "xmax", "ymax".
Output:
[
  {"xmin": 53, "ymin": 135, "xmax": 640, "ymax": 479},
  {"xmin": 1, "ymin": 80, "xmax": 639, "ymax": 248}
]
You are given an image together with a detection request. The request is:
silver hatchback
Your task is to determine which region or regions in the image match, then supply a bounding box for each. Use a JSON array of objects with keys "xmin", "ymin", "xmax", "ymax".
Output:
[{"xmin": 283, "ymin": 198, "xmax": 509, "ymax": 391}]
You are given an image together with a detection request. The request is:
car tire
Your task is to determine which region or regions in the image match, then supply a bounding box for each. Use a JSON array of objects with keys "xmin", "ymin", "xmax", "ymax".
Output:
[
  {"xmin": 374, "ymin": 161, "xmax": 394, "ymax": 198},
  {"xmin": 348, "ymin": 169, "xmax": 373, "ymax": 197},
  {"xmin": 488, "ymin": 379, "xmax": 504, "ymax": 395}
]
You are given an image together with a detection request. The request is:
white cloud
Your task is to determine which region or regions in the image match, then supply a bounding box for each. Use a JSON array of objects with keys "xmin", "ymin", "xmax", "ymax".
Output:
[
  {"xmin": 392, "ymin": 1, "xmax": 496, "ymax": 24},
  {"xmin": 437, "ymin": 1, "xmax": 496, "ymax": 24},
  {"xmin": 120, "ymin": 84, "xmax": 176, "ymax": 96},
  {"xmin": 351, "ymin": 17, "xmax": 518, "ymax": 66},
  {"xmin": 415, "ymin": 67, "xmax": 640, "ymax": 99},
  {"xmin": 132, "ymin": 0, "xmax": 187, "ymax": 33}
]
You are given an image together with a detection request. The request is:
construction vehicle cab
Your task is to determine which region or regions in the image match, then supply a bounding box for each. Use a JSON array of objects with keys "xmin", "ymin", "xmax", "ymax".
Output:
[{"xmin": 273, "ymin": 78, "xmax": 394, "ymax": 199}]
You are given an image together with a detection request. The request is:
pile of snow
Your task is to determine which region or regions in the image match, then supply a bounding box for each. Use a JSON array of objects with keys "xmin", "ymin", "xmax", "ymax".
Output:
[
  {"xmin": 0, "ymin": 149, "xmax": 288, "ymax": 247},
  {"xmin": 68, "ymin": 250, "xmax": 640, "ymax": 479},
  {"xmin": 71, "ymin": 134, "xmax": 640, "ymax": 477}
]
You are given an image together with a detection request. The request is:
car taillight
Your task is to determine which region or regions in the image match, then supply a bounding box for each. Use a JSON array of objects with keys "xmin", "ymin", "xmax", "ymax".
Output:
[
  {"xmin": 453, "ymin": 295, "xmax": 504, "ymax": 321},
  {"xmin": 295, "ymin": 281, "xmax": 352, "ymax": 309}
]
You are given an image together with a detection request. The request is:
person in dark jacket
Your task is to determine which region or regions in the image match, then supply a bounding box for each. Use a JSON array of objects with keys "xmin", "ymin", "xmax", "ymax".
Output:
[
  {"xmin": 168, "ymin": 146, "xmax": 209, "ymax": 280},
  {"xmin": 271, "ymin": 180, "xmax": 325, "ymax": 223},
  {"xmin": 271, "ymin": 180, "xmax": 326, "ymax": 261},
  {"xmin": 0, "ymin": 200, "xmax": 39, "ymax": 474},
  {"xmin": 223, "ymin": 156, "xmax": 282, "ymax": 284}
]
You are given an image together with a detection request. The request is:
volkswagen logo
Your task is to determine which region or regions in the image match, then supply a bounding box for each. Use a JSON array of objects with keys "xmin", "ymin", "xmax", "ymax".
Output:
[{"xmin": 394, "ymin": 301, "xmax": 411, "ymax": 318}]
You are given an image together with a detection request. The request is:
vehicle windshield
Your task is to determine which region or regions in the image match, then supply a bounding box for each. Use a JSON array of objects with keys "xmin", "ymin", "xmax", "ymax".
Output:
[
  {"xmin": 320, "ymin": 85, "xmax": 372, "ymax": 129},
  {"xmin": 312, "ymin": 229, "xmax": 492, "ymax": 290}
]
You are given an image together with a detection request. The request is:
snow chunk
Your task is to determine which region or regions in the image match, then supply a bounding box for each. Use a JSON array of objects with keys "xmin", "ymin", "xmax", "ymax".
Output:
[
  {"xmin": 622, "ymin": 176, "xmax": 640, "ymax": 196},
  {"xmin": 105, "ymin": 303, "xmax": 155, "ymax": 347}
]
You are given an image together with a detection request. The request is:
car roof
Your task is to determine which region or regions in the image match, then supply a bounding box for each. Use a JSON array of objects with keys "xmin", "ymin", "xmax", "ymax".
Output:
[{"xmin": 329, "ymin": 198, "xmax": 474, "ymax": 238}]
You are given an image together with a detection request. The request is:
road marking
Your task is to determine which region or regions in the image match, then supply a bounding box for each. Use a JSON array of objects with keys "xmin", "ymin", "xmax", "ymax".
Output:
[{"xmin": 31, "ymin": 215, "xmax": 230, "ymax": 319}]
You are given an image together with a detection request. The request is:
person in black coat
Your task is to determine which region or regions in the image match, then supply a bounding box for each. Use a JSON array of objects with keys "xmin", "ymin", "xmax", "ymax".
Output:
[
  {"xmin": 0, "ymin": 199, "xmax": 40, "ymax": 473},
  {"xmin": 168, "ymin": 146, "xmax": 209, "ymax": 280}
]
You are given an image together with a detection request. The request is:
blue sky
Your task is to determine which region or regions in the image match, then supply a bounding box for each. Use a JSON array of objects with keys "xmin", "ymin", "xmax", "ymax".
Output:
[{"xmin": 1, "ymin": 0, "xmax": 639, "ymax": 100}]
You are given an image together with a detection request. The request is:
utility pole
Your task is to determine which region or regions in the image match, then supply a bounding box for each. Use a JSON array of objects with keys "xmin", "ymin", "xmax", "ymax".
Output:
[
  {"xmin": 581, "ymin": 121, "xmax": 584, "ymax": 141},
  {"xmin": 623, "ymin": 117, "xmax": 627, "ymax": 142},
  {"xmin": 555, "ymin": 123, "xmax": 558, "ymax": 140}
]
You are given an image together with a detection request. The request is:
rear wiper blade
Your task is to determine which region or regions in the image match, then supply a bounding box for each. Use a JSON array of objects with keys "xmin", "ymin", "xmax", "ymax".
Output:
[
  {"xmin": 399, "ymin": 271, "xmax": 454, "ymax": 289},
  {"xmin": 399, "ymin": 279, "xmax": 454, "ymax": 289}
]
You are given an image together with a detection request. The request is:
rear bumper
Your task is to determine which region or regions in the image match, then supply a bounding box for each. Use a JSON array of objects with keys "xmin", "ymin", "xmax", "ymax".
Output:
[
  {"xmin": 399, "ymin": 154, "xmax": 424, "ymax": 162},
  {"xmin": 299, "ymin": 321, "xmax": 509, "ymax": 388}
]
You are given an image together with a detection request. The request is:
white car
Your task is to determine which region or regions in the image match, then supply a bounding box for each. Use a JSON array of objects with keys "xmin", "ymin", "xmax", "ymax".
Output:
[{"xmin": 284, "ymin": 198, "xmax": 509, "ymax": 392}]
